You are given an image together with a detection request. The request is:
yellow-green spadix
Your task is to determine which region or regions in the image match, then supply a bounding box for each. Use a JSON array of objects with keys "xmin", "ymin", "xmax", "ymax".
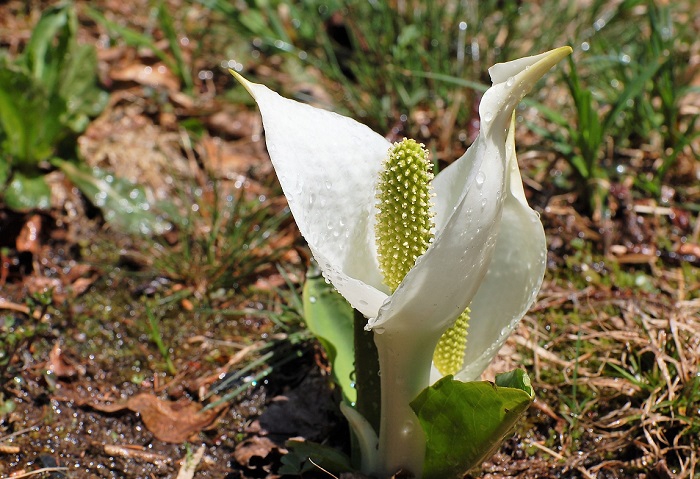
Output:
[{"xmin": 232, "ymin": 46, "xmax": 571, "ymax": 478}]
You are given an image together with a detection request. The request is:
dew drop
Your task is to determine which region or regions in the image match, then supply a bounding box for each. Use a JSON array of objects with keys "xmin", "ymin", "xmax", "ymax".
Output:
[
  {"xmin": 475, "ymin": 171, "xmax": 486, "ymax": 186},
  {"xmin": 506, "ymin": 76, "xmax": 515, "ymax": 87},
  {"xmin": 309, "ymin": 296, "xmax": 317, "ymax": 304},
  {"xmin": 482, "ymin": 111, "xmax": 493, "ymax": 123},
  {"xmin": 481, "ymin": 198, "xmax": 487, "ymax": 209}
]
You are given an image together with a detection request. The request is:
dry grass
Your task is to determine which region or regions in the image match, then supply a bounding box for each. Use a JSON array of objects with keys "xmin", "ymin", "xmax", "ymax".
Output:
[{"xmin": 482, "ymin": 264, "xmax": 700, "ymax": 478}]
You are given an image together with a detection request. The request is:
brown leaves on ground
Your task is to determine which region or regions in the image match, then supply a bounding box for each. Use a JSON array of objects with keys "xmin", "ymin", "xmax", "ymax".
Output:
[
  {"xmin": 56, "ymin": 389, "xmax": 227, "ymax": 443},
  {"xmin": 233, "ymin": 436, "xmax": 285, "ymax": 479}
]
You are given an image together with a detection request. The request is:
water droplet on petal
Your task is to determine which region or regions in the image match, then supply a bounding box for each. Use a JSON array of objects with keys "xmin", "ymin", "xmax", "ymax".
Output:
[
  {"xmin": 401, "ymin": 420, "xmax": 415, "ymax": 436},
  {"xmin": 506, "ymin": 76, "xmax": 515, "ymax": 87},
  {"xmin": 475, "ymin": 171, "xmax": 486, "ymax": 187},
  {"xmin": 309, "ymin": 296, "xmax": 317, "ymax": 303},
  {"xmin": 482, "ymin": 111, "xmax": 493, "ymax": 123}
]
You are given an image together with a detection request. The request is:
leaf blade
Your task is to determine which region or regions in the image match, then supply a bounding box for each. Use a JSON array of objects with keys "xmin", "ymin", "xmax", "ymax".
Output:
[{"xmin": 411, "ymin": 372, "xmax": 535, "ymax": 479}]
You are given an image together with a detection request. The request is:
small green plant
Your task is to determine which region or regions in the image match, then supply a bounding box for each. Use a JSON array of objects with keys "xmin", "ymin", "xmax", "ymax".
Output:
[
  {"xmin": 0, "ymin": 4, "xmax": 175, "ymax": 236},
  {"xmin": 535, "ymin": 53, "xmax": 662, "ymax": 220},
  {"xmin": 0, "ymin": 3, "xmax": 108, "ymax": 211},
  {"xmin": 532, "ymin": 1, "xmax": 698, "ymax": 218},
  {"xmin": 196, "ymin": 266, "xmax": 312, "ymax": 412},
  {"xmin": 632, "ymin": 1, "xmax": 699, "ymax": 195},
  {"xmin": 149, "ymin": 178, "xmax": 289, "ymax": 299},
  {"xmin": 144, "ymin": 304, "xmax": 177, "ymax": 375}
]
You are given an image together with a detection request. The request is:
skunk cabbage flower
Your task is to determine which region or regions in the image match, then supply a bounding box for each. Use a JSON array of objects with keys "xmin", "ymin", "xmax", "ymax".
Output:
[{"xmin": 233, "ymin": 46, "xmax": 571, "ymax": 477}]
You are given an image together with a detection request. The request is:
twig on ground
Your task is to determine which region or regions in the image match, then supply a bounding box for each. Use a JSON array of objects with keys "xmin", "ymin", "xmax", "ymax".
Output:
[{"xmin": 176, "ymin": 445, "xmax": 206, "ymax": 479}]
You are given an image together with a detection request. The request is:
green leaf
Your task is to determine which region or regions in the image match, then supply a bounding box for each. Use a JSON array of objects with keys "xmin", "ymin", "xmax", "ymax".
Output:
[
  {"xmin": 303, "ymin": 270, "xmax": 356, "ymax": 404},
  {"xmin": 22, "ymin": 4, "xmax": 70, "ymax": 84},
  {"xmin": 495, "ymin": 368, "xmax": 534, "ymax": 396},
  {"xmin": 411, "ymin": 372, "xmax": 535, "ymax": 479},
  {"xmin": 57, "ymin": 43, "xmax": 109, "ymax": 132},
  {"xmin": 279, "ymin": 439, "xmax": 352, "ymax": 475},
  {"xmin": 0, "ymin": 58, "xmax": 69, "ymax": 167},
  {"xmin": 55, "ymin": 160, "xmax": 171, "ymax": 235},
  {"xmin": 0, "ymin": 4, "xmax": 105, "ymax": 172},
  {"xmin": 4, "ymin": 173, "xmax": 51, "ymax": 211}
]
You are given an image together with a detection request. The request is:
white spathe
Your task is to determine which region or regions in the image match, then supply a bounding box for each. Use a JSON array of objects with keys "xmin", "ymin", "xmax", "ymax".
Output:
[
  {"xmin": 234, "ymin": 46, "xmax": 568, "ymax": 378},
  {"xmin": 233, "ymin": 46, "xmax": 571, "ymax": 477}
]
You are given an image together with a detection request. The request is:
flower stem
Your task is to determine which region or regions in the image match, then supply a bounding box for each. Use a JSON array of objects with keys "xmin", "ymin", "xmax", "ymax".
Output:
[
  {"xmin": 353, "ymin": 309, "xmax": 381, "ymax": 436},
  {"xmin": 374, "ymin": 329, "xmax": 438, "ymax": 478}
]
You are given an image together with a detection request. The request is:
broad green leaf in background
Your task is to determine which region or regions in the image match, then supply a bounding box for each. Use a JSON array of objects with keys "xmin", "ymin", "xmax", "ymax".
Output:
[
  {"xmin": 4, "ymin": 173, "xmax": 52, "ymax": 211},
  {"xmin": 56, "ymin": 160, "xmax": 171, "ymax": 236},
  {"xmin": 0, "ymin": 65, "xmax": 65, "ymax": 166},
  {"xmin": 23, "ymin": 3, "xmax": 71, "ymax": 85},
  {"xmin": 0, "ymin": 1, "xmax": 107, "ymax": 218},
  {"xmin": 411, "ymin": 370, "xmax": 535, "ymax": 479},
  {"xmin": 57, "ymin": 43, "xmax": 109, "ymax": 133},
  {"xmin": 302, "ymin": 270, "xmax": 356, "ymax": 404},
  {"xmin": 23, "ymin": 4, "xmax": 108, "ymax": 134}
]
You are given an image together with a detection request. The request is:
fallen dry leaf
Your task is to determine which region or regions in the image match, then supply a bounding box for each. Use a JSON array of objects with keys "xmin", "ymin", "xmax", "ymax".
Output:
[
  {"xmin": 200, "ymin": 135, "xmax": 264, "ymax": 178},
  {"xmin": 677, "ymin": 242, "xmax": 700, "ymax": 259},
  {"xmin": 111, "ymin": 62, "xmax": 180, "ymax": 92},
  {"xmin": 47, "ymin": 342, "xmax": 85, "ymax": 378},
  {"xmin": 16, "ymin": 214, "xmax": 42, "ymax": 255},
  {"xmin": 233, "ymin": 435, "xmax": 284, "ymax": 477},
  {"xmin": 66, "ymin": 392, "xmax": 226, "ymax": 443}
]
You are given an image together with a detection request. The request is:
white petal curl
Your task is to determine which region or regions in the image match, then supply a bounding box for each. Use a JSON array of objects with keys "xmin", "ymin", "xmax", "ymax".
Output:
[
  {"xmin": 369, "ymin": 47, "xmax": 570, "ymax": 334},
  {"xmin": 232, "ymin": 73, "xmax": 391, "ymax": 318},
  {"xmin": 454, "ymin": 118, "xmax": 547, "ymax": 382}
]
